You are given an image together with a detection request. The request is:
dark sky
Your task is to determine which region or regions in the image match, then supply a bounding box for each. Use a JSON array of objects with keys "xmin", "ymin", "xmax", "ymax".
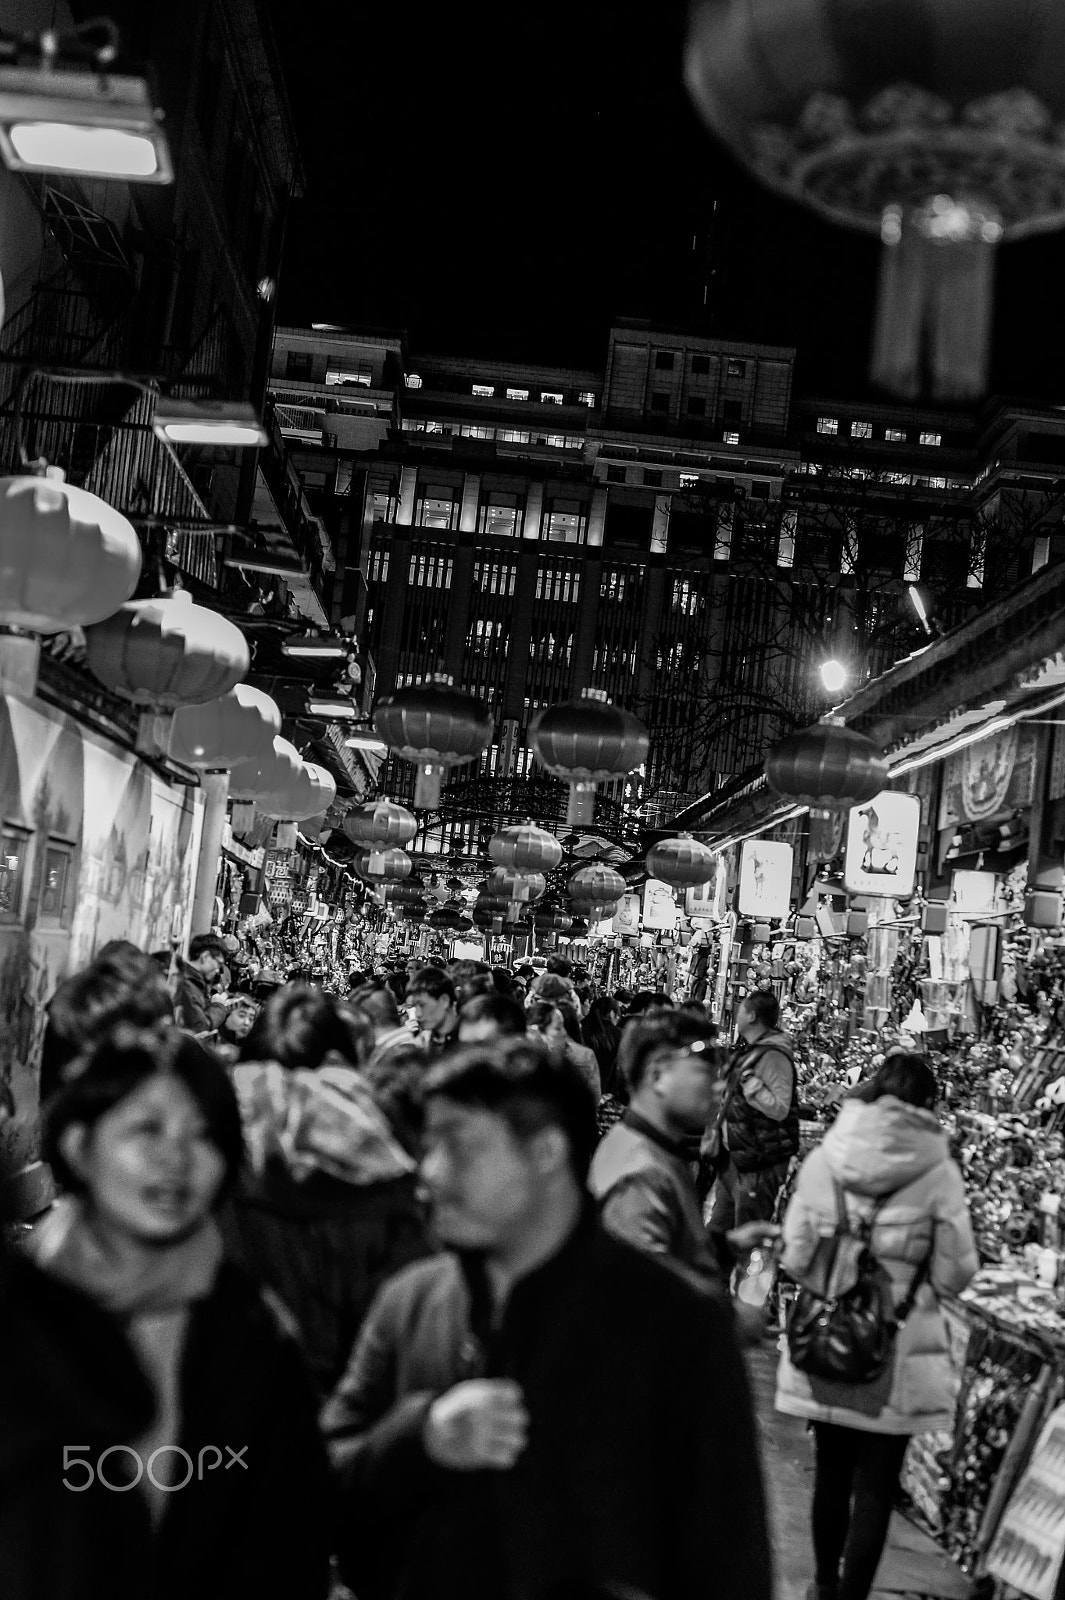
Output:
[{"xmin": 268, "ymin": 0, "xmax": 1065, "ymax": 402}]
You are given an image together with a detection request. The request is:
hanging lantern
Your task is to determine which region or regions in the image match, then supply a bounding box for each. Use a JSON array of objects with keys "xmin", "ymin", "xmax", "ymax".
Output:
[
  {"xmin": 487, "ymin": 867, "xmax": 547, "ymax": 904},
  {"xmin": 530, "ymin": 687, "xmax": 649, "ymax": 825},
  {"xmin": 0, "ymin": 470, "xmax": 142, "ymax": 697},
  {"xmin": 258, "ymin": 762, "xmax": 337, "ymax": 823},
  {"xmin": 373, "ymin": 672, "xmax": 494, "ymax": 809},
  {"xmin": 569, "ymin": 915, "xmax": 589, "ymax": 936},
  {"xmin": 765, "ymin": 721, "xmax": 887, "ymax": 812},
  {"xmin": 382, "ymin": 880, "xmax": 426, "ymax": 906},
  {"xmin": 229, "ymin": 736, "xmax": 303, "ymax": 803},
  {"xmin": 354, "ymin": 846, "xmax": 413, "ymax": 882},
  {"xmin": 569, "ymin": 864, "xmax": 627, "ymax": 906},
  {"xmin": 343, "ymin": 798, "xmax": 418, "ymax": 848},
  {"xmin": 488, "ymin": 822, "xmax": 563, "ymax": 874},
  {"xmin": 160, "ymin": 684, "xmax": 281, "ymax": 770},
  {"xmin": 582, "ymin": 900, "xmax": 622, "ymax": 924},
  {"xmin": 645, "ymin": 834, "xmax": 716, "ymax": 889},
  {"xmin": 683, "ymin": 0, "xmax": 1065, "ymax": 400},
  {"xmin": 535, "ymin": 910, "xmax": 574, "ymax": 934}
]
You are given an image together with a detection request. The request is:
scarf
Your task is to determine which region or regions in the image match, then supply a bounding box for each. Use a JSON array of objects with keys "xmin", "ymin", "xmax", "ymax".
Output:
[{"xmin": 32, "ymin": 1195, "xmax": 223, "ymax": 1315}]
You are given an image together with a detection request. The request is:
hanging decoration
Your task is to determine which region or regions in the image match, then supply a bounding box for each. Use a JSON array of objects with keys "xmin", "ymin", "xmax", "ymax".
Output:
[
  {"xmin": 372, "ymin": 672, "xmax": 494, "ymax": 808},
  {"xmin": 258, "ymin": 762, "xmax": 337, "ymax": 824},
  {"xmin": 229, "ymin": 736, "xmax": 303, "ymax": 804},
  {"xmin": 0, "ymin": 470, "xmax": 142, "ymax": 697},
  {"xmin": 645, "ymin": 833, "xmax": 715, "ymax": 888},
  {"xmin": 488, "ymin": 821, "xmax": 564, "ymax": 874},
  {"xmin": 529, "ymin": 687, "xmax": 649, "ymax": 824},
  {"xmin": 486, "ymin": 867, "xmax": 547, "ymax": 905},
  {"xmin": 843, "ymin": 790, "xmax": 921, "ymax": 898},
  {"xmin": 569, "ymin": 864, "xmax": 627, "ymax": 907},
  {"xmin": 381, "ymin": 880, "xmax": 426, "ymax": 906},
  {"xmin": 683, "ymin": 0, "xmax": 1065, "ymax": 400},
  {"xmin": 159, "ymin": 683, "xmax": 281, "ymax": 770},
  {"xmin": 353, "ymin": 845, "xmax": 413, "ymax": 882},
  {"xmin": 342, "ymin": 799, "xmax": 418, "ymax": 848},
  {"xmin": 765, "ymin": 720, "xmax": 888, "ymax": 811}
]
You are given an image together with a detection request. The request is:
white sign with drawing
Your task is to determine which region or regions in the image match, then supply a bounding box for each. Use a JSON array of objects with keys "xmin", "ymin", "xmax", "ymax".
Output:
[
  {"xmin": 738, "ymin": 840, "xmax": 793, "ymax": 920},
  {"xmin": 844, "ymin": 791, "xmax": 920, "ymax": 898}
]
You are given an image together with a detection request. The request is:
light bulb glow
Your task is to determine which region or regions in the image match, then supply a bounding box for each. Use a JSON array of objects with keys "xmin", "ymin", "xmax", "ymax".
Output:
[
  {"xmin": 820, "ymin": 659, "xmax": 847, "ymax": 694},
  {"xmin": 160, "ymin": 422, "xmax": 265, "ymax": 446},
  {"xmin": 9, "ymin": 121, "xmax": 158, "ymax": 177}
]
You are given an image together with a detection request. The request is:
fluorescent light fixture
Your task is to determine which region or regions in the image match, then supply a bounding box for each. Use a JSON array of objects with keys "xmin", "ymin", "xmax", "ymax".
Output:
[
  {"xmin": 0, "ymin": 67, "xmax": 172, "ymax": 182},
  {"xmin": 282, "ymin": 631, "xmax": 350, "ymax": 659},
  {"xmin": 223, "ymin": 548, "xmax": 305, "ymax": 577},
  {"xmin": 153, "ymin": 398, "xmax": 268, "ymax": 448},
  {"xmin": 344, "ymin": 733, "xmax": 388, "ymax": 755},
  {"xmin": 907, "ymin": 584, "xmax": 932, "ymax": 636},
  {"xmin": 306, "ymin": 698, "xmax": 360, "ymax": 718}
]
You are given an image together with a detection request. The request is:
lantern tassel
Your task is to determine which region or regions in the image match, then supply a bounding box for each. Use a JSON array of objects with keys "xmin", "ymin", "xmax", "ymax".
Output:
[
  {"xmin": 414, "ymin": 762, "xmax": 444, "ymax": 809},
  {"xmin": 872, "ymin": 198, "xmax": 1001, "ymax": 403},
  {"xmin": 566, "ymin": 780, "xmax": 597, "ymax": 825}
]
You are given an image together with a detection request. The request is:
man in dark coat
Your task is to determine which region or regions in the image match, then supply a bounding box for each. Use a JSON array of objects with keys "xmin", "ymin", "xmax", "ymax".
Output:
[
  {"xmin": 709, "ymin": 989, "xmax": 798, "ymax": 1233},
  {"xmin": 173, "ymin": 934, "xmax": 228, "ymax": 1036},
  {"xmin": 323, "ymin": 1039, "xmax": 773, "ymax": 1600}
]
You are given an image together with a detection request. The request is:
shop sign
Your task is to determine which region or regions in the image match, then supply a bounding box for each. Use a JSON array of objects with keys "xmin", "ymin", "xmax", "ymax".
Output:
[
  {"xmin": 737, "ymin": 840, "xmax": 793, "ymax": 920},
  {"xmin": 843, "ymin": 791, "xmax": 920, "ymax": 898},
  {"xmin": 611, "ymin": 893, "xmax": 641, "ymax": 936},
  {"xmin": 642, "ymin": 877, "xmax": 677, "ymax": 931},
  {"xmin": 685, "ymin": 878, "xmax": 715, "ymax": 918},
  {"xmin": 951, "ymin": 869, "xmax": 997, "ymax": 916}
]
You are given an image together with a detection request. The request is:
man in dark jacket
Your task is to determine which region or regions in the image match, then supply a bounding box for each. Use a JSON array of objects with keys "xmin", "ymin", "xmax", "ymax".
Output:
[
  {"xmin": 174, "ymin": 933, "xmax": 227, "ymax": 1036},
  {"xmin": 709, "ymin": 989, "xmax": 798, "ymax": 1234},
  {"xmin": 323, "ymin": 1039, "xmax": 772, "ymax": 1600}
]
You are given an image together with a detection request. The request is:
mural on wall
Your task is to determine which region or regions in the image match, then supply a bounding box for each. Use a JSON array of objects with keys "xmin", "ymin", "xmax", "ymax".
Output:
[{"xmin": 0, "ymin": 694, "xmax": 203, "ymax": 1115}]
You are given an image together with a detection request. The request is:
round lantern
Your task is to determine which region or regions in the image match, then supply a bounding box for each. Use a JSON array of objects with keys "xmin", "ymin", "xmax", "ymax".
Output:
[
  {"xmin": 382, "ymin": 880, "xmax": 426, "ymax": 906},
  {"xmin": 765, "ymin": 720, "xmax": 887, "ymax": 811},
  {"xmin": 229, "ymin": 736, "xmax": 303, "ymax": 803},
  {"xmin": 0, "ymin": 470, "xmax": 142, "ymax": 696},
  {"xmin": 488, "ymin": 822, "xmax": 563, "ymax": 874},
  {"xmin": 530, "ymin": 687, "xmax": 649, "ymax": 825},
  {"xmin": 534, "ymin": 910, "xmax": 574, "ymax": 934},
  {"xmin": 160, "ymin": 684, "xmax": 281, "ymax": 770},
  {"xmin": 645, "ymin": 834, "xmax": 716, "ymax": 889},
  {"xmin": 569, "ymin": 915, "xmax": 589, "ymax": 936},
  {"xmin": 258, "ymin": 762, "xmax": 337, "ymax": 823},
  {"xmin": 373, "ymin": 672, "xmax": 494, "ymax": 809},
  {"xmin": 487, "ymin": 867, "xmax": 547, "ymax": 904},
  {"xmin": 354, "ymin": 846, "xmax": 412, "ymax": 882},
  {"xmin": 394, "ymin": 899, "xmax": 429, "ymax": 923},
  {"xmin": 85, "ymin": 589, "xmax": 249, "ymax": 712},
  {"xmin": 428, "ymin": 903, "xmax": 474, "ymax": 934},
  {"xmin": 683, "ymin": 0, "xmax": 1065, "ymax": 400},
  {"xmin": 583, "ymin": 900, "xmax": 622, "ymax": 923},
  {"xmin": 568, "ymin": 864, "xmax": 627, "ymax": 906},
  {"xmin": 343, "ymin": 799, "xmax": 418, "ymax": 848}
]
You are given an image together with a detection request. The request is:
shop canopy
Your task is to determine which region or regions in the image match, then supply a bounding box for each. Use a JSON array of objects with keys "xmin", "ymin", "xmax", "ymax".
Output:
[{"xmin": 668, "ymin": 558, "xmax": 1065, "ymax": 849}]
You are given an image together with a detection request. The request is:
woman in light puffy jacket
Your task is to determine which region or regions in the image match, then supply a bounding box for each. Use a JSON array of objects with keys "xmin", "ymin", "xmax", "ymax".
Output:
[{"xmin": 775, "ymin": 1051, "xmax": 978, "ymax": 1600}]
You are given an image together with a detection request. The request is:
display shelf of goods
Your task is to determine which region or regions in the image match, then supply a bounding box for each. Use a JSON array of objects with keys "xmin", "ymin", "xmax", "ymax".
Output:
[
  {"xmin": 372, "ymin": 673, "xmax": 493, "ymax": 809},
  {"xmin": 645, "ymin": 834, "xmax": 715, "ymax": 888},
  {"xmin": 529, "ymin": 688, "xmax": 649, "ymax": 825},
  {"xmin": 765, "ymin": 722, "xmax": 887, "ymax": 811},
  {"xmin": 342, "ymin": 799, "xmax": 418, "ymax": 848},
  {"xmin": 488, "ymin": 822, "xmax": 564, "ymax": 874}
]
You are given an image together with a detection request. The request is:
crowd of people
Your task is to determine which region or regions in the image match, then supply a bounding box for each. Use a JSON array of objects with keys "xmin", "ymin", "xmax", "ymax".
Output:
[{"xmin": 1, "ymin": 935, "xmax": 978, "ymax": 1600}]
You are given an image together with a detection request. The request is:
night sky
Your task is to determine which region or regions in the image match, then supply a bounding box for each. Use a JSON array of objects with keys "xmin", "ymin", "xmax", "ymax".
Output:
[{"xmin": 269, "ymin": 0, "xmax": 1065, "ymax": 402}]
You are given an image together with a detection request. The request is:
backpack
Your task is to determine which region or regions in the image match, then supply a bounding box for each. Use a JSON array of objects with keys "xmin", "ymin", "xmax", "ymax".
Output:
[{"xmin": 785, "ymin": 1180, "xmax": 928, "ymax": 1385}]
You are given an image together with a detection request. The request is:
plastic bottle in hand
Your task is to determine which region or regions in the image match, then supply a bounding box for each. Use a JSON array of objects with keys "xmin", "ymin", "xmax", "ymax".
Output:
[{"xmin": 736, "ymin": 1247, "xmax": 775, "ymax": 1307}]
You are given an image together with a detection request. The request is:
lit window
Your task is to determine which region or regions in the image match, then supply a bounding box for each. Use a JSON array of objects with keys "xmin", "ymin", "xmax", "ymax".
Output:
[
  {"xmin": 472, "ymin": 383, "xmax": 495, "ymax": 397},
  {"xmin": 0, "ymin": 823, "xmax": 30, "ymax": 917},
  {"xmin": 478, "ymin": 492, "xmax": 522, "ymax": 538},
  {"xmin": 578, "ymin": 391, "xmax": 596, "ymax": 408},
  {"xmin": 507, "ymin": 387, "xmax": 529, "ymax": 401},
  {"xmin": 405, "ymin": 373, "xmax": 423, "ymax": 389},
  {"xmin": 416, "ymin": 488, "xmax": 459, "ymax": 530},
  {"xmin": 564, "ymin": 436, "xmax": 585, "ymax": 450},
  {"xmin": 459, "ymin": 424, "xmax": 495, "ymax": 439},
  {"xmin": 39, "ymin": 840, "xmax": 74, "ymax": 927},
  {"xmin": 726, "ymin": 358, "xmax": 746, "ymax": 379},
  {"xmin": 885, "ymin": 427, "xmax": 905, "ymax": 441},
  {"xmin": 851, "ymin": 421, "xmax": 872, "ymax": 439},
  {"xmin": 920, "ymin": 431, "xmax": 942, "ymax": 447},
  {"xmin": 816, "ymin": 417, "xmax": 839, "ymax": 435},
  {"xmin": 723, "ymin": 431, "xmax": 740, "ymax": 445},
  {"xmin": 543, "ymin": 499, "xmax": 587, "ymax": 543},
  {"xmin": 679, "ymin": 474, "xmax": 700, "ymax": 489},
  {"xmin": 326, "ymin": 358, "xmax": 372, "ymax": 387},
  {"xmin": 498, "ymin": 428, "xmax": 530, "ymax": 445},
  {"xmin": 371, "ymin": 490, "xmax": 396, "ymax": 522},
  {"xmin": 540, "ymin": 391, "xmax": 563, "ymax": 405}
]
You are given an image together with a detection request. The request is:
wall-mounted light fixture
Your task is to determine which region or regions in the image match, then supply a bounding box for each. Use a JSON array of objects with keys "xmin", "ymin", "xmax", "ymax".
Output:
[{"xmin": 0, "ymin": 65, "xmax": 173, "ymax": 182}]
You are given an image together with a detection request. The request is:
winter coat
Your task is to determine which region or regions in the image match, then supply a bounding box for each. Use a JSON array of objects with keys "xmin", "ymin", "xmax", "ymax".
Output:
[
  {"xmin": 323, "ymin": 1208, "xmax": 772, "ymax": 1600},
  {"xmin": 775, "ymin": 1095, "xmax": 978, "ymax": 1435},
  {"xmin": 721, "ymin": 1029, "xmax": 799, "ymax": 1173}
]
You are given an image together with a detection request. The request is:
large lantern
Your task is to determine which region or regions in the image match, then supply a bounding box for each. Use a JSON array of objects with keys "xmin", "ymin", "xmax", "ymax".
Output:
[
  {"xmin": 382, "ymin": 880, "xmax": 426, "ymax": 906},
  {"xmin": 535, "ymin": 910, "xmax": 574, "ymax": 934},
  {"xmin": 160, "ymin": 684, "xmax": 281, "ymax": 770},
  {"xmin": 486, "ymin": 867, "xmax": 547, "ymax": 905},
  {"xmin": 229, "ymin": 736, "xmax": 303, "ymax": 803},
  {"xmin": 530, "ymin": 687, "xmax": 649, "ymax": 825},
  {"xmin": 488, "ymin": 822, "xmax": 563, "ymax": 874},
  {"xmin": 765, "ymin": 721, "xmax": 887, "ymax": 811},
  {"xmin": 258, "ymin": 762, "xmax": 337, "ymax": 823},
  {"xmin": 569, "ymin": 864, "xmax": 627, "ymax": 906},
  {"xmin": 0, "ymin": 470, "xmax": 142, "ymax": 696},
  {"xmin": 683, "ymin": 0, "xmax": 1065, "ymax": 400},
  {"xmin": 645, "ymin": 834, "xmax": 716, "ymax": 889},
  {"xmin": 85, "ymin": 589, "xmax": 249, "ymax": 746},
  {"xmin": 343, "ymin": 799, "xmax": 418, "ymax": 849},
  {"xmin": 373, "ymin": 672, "xmax": 494, "ymax": 809},
  {"xmin": 354, "ymin": 846, "xmax": 412, "ymax": 882}
]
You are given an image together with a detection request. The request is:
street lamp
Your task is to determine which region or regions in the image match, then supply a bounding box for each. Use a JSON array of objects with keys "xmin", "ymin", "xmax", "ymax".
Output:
[
  {"xmin": 820, "ymin": 659, "xmax": 847, "ymax": 695},
  {"xmin": 0, "ymin": 64, "xmax": 173, "ymax": 183}
]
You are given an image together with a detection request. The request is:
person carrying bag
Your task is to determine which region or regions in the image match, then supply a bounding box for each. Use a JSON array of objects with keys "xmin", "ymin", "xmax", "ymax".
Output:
[{"xmin": 774, "ymin": 1052, "xmax": 978, "ymax": 1600}]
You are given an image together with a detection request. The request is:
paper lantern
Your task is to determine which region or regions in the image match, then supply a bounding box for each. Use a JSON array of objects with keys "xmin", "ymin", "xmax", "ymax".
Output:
[
  {"xmin": 258, "ymin": 762, "xmax": 337, "ymax": 823},
  {"xmin": 534, "ymin": 910, "xmax": 574, "ymax": 933},
  {"xmin": 382, "ymin": 880, "xmax": 426, "ymax": 906},
  {"xmin": 85, "ymin": 589, "xmax": 249, "ymax": 710},
  {"xmin": 488, "ymin": 822, "xmax": 563, "ymax": 874},
  {"xmin": 0, "ymin": 470, "xmax": 142, "ymax": 695},
  {"xmin": 765, "ymin": 722, "xmax": 887, "ymax": 811},
  {"xmin": 354, "ymin": 846, "xmax": 412, "ymax": 882},
  {"xmin": 344, "ymin": 799, "xmax": 418, "ymax": 848},
  {"xmin": 373, "ymin": 672, "xmax": 494, "ymax": 808},
  {"xmin": 229, "ymin": 736, "xmax": 302, "ymax": 803},
  {"xmin": 684, "ymin": 0, "xmax": 1065, "ymax": 400},
  {"xmin": 486, "ymin": 867, "xmax": 547, "ymax": 904},
  {"xmin": 568, "ymin": 864, "xmax": 627, "ymax": 906},
  {"xmin": 645, "ymin": 834, "xmax": 715, "ymax": 889},
  {"xmin": 160, "ymin": 684, "xmax": 281, "ymax": 770},
  {"xmin": 530, "ymin": 687, "xmax": 649, "ymax": 825}
]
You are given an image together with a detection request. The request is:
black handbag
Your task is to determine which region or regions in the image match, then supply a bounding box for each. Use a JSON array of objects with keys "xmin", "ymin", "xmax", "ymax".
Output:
[{"xmin": 786, "ymin": 1181, "xmax": 929, "ymax": 1385}]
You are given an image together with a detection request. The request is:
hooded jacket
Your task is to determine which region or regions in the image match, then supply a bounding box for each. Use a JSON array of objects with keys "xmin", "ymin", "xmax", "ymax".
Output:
[{"xmin": 775, "ymin": 1095, "xmax": 978, "ymax": 1435}]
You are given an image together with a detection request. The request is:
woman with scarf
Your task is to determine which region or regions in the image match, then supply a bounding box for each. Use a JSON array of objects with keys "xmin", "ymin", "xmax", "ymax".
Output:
[{"xmin": 33, "ymin": 1024, "xmax": 332, "ymax": 1600}]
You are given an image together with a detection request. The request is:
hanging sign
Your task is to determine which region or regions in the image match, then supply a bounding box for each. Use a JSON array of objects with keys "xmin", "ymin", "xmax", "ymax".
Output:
[
  {"xmin": 612, "ymin": 893, "xmax": 641, "ymax": 936},
  {"xmin": 843, "ymin": 791, "xmax": 920, "ymax": 898},
  {"xmin": 685, "ymin": 878, "xmax": 715, "ymax": 919},
  {"xmin": 642, "ymin": 877, "xmax": 677, "ymax": 931},
  {"xmin": 737, "ymin": 839, "xmax": 793, "ymax": 920}
]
